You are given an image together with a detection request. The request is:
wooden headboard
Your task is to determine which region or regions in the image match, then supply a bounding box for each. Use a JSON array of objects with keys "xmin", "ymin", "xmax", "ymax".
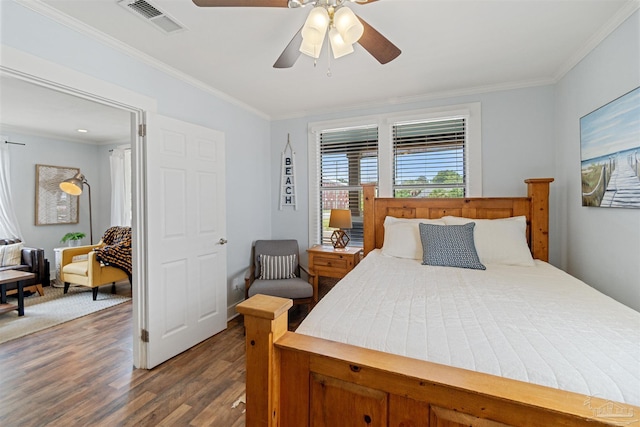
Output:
[{"xmin": 363, "ymin": 178, "xmax": 554, "ymax": 261}]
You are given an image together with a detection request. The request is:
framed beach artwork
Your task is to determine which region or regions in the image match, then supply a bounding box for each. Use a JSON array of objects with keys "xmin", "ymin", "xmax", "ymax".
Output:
[{"xmin": 580, "ymin": 86, "xmax": 640, "ymax": 208}]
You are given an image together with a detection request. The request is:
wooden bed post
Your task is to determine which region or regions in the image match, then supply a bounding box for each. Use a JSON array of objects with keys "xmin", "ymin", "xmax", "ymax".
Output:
[
  {"xmin": 363, "ymin": 184, "xmax": 376, "ymax": 256},
  {"xmin": 525, "ymin": 178, "xmax": 554, "ymax": 262},
  {"xmin": 236, "ymin": 294, "xmax": 293, "ymax": 427}
]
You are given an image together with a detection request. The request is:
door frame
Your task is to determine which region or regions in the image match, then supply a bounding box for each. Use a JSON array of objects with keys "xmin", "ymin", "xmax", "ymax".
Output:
[{"xmin": 1, "ymin": 46, "xmax": 157, "ymax": 368}]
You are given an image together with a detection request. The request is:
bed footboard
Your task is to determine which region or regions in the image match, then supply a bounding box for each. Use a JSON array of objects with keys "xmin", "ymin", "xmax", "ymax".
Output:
[{"xmin": 237, "ymin": 295, "xmax": 639, "ymax": 427}]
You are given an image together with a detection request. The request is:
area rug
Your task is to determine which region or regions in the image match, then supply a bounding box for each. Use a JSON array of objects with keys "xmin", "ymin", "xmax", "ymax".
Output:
[{"xmin": 0, "ymin": 285, "xmax": 131, "ymax": 344}]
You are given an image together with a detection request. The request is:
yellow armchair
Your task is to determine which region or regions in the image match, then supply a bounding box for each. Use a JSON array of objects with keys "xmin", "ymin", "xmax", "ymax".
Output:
[{"xmin": 60, "ymin": 243, "xmax": 129, "ymax": 300}]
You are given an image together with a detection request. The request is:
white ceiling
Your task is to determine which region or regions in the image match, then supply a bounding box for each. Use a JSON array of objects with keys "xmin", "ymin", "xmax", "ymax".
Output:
[
  {"xmin": 0, "ymin": 75, "xmax": 132, "ymax": 144},
  {"xmin": 1, "ymin": 0, "xmax": 637, "ymax": 142}
]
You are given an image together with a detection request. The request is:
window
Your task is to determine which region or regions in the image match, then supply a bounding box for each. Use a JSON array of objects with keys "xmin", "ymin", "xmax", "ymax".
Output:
[
  {"xmin": 110, "ymin": 146, "xmax": 132, "ymax": 227},
  {"xmin": 318, "ymin": 125, "xmax": 378, "ymax": 246},
  {"xmin": 393, "ymin": 118, "xmax": 466, "ymax": 198},
  {"xmin": 308, "ymin": 103, "xmax": 481, "ymax": 247}
]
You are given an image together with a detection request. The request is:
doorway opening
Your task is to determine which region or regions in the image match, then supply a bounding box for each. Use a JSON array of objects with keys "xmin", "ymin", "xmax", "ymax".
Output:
[{"xmin": 0, "ymin": 59, "xmax": 151, "ymax": 367}]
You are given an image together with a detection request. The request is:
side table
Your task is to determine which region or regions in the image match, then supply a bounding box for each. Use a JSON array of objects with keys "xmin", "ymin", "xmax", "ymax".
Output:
[
  {"xmin": 307, "ymin": 245, "xmax": 362, "ymax": 294},
  {"xmin": 53, "ymin": 247, "xmax": 65, "ymax": 287},
  {"xmin": 0, "ymin": 270, "xmax": 35, "ymax": 317},
  {"xmin": 53, "ymin": 247, "xmax": 87, "ymax": 287}
]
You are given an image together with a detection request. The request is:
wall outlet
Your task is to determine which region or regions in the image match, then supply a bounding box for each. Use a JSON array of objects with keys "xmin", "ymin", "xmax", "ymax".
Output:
[{"xmin": 232, "ymin": 276, "xmax": 243, "ymax": 292}]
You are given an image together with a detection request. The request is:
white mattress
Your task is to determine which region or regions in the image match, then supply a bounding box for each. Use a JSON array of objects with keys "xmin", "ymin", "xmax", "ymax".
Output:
[{"xmin": 297, "ymin": 250, "xmax": 640, "ymax": 405}]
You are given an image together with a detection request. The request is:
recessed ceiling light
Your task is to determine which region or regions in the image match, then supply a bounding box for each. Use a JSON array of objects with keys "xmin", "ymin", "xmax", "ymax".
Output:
[{"xmin": 77, "ymin": 129, "xmax": 89, "ymax": 133}]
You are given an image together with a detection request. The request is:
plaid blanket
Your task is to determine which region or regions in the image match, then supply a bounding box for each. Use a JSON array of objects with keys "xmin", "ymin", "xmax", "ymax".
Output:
[{"xmin": 94, "ymin": 226, "xmax": 132, "ymax": 280}]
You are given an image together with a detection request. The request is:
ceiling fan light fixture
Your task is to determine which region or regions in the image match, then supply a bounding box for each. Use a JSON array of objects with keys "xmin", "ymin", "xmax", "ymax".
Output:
[
  {"xmin": 334, "ymin": 6, "xmax": 363, "ymax": 44},
  {"xmin": 329, "ymin": 27, "xmax": 354, "ymax": 58},
  {"xmin": 300, "ymin": 37, "xmax": 324, "ymax": 59},
  {"xmin": 301, "ymin": 6, "xmax": 330, "ymax": 44},
  {"xmin": 288, "ymin": 0, "xmax": 316, "ymax": 7},
  {"xmin": 194, "ymin": 0, "xmax": 402, "ymax": 69}
]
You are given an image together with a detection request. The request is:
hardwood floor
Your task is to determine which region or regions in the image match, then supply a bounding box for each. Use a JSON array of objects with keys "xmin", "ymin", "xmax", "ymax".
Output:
[
  {"xmin": 0, "ymin": 283, "xmax": 247, "ymax": 426},
  {"xmin": 0, "ymin": 277, "xmax": 339, "ymax": 426}
]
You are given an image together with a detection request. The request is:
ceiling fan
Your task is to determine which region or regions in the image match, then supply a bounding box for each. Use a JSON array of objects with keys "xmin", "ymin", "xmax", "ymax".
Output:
[{"xmin": 192, "ymin": 0, "xmax": 401, "ymax": 68}]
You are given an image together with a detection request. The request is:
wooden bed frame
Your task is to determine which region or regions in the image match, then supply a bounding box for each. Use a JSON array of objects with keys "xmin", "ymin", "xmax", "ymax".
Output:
[{"xmin": 237, "ymin": 178, "xmax": 639, "ymax": 427}]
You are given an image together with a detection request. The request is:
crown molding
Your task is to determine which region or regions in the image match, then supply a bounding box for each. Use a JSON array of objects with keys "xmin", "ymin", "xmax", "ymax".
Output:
[
  {"xmin": 13, "ymin": 0, "xmax": 637, "ymax": 123},
  {"xmin": 14, "ymin": 0, "xmax": 270, "ymax": 120},
  {"xmin": 272, "ymin": 77, "xmax": 555, "ymax": 121},
  {"xmin": 553, "ymin": 0, "xmax": 640, "ymax": 82}
]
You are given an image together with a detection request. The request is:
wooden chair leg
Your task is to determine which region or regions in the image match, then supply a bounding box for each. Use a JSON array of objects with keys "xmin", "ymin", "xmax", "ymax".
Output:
[
  {"xmin": 35, "ymin": 284, "xmax": 44, "ymax": 296},
  {"xmin": 64, "ymin": 282, "xmax": 70, "ymax": 294},
  {"xmin": 92, "ymin": 287, "xmax": 99, "ymax": 301}
]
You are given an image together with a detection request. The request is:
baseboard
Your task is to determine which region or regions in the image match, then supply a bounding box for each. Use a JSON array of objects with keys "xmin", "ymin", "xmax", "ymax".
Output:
[{"xmin": 227, "ymin": 299, "xmax": 244, "ymax": 322}]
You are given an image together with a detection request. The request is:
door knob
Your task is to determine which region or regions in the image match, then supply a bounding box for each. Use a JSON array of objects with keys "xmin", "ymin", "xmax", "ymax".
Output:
[{"xmin": 219, "ymin": 238, "xmax": 228, "ymax": 245}]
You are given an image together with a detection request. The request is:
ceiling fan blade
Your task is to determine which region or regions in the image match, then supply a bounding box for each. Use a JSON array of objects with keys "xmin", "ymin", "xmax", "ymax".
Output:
[
  {"xmin": 192, "ymin": 0, "xmax": 287, "ymax": 7},
  {"xmin": 273, "ymin": 26, "xmax": 304, "ymax": 68},
  {"xmin": 357, "ymin": 16, "xmax": 401, "ymax": 64}
]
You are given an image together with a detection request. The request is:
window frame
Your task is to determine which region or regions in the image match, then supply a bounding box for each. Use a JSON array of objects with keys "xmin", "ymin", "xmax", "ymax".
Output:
[
  {"xmin": 392, "ymin": 117, "xmax": 468, "ymax": 198},
  {"xmin": 308, "ymin": 102, "xmax": 482, "ymax": 246}
]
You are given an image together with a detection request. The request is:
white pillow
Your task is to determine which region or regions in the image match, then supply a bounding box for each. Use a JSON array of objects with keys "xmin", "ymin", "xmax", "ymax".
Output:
[
  {"xmin": 381, "ymin": 216, "xmax": 445, "ymax": 260},
  {"xmin": 0, "ymin": 242, "xmax": 24, "ymax": 267},
  {"xmin": 442, "ymin": 216, "xmax": 535, "ymax": 266}
]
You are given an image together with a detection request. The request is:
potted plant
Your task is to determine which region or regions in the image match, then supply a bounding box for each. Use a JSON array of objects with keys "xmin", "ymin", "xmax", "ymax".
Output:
[{"xmin": 61, "ymin": 232, "xmax": 86, "ymax": 247}]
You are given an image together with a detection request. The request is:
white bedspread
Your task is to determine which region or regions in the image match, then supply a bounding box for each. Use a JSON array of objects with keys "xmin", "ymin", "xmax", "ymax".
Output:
[{"xmin": 297, "ymin": 250, "xmax": 640, "ymax": 405}]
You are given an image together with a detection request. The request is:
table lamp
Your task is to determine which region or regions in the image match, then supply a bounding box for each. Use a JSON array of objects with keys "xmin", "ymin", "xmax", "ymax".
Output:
[{"xmin": 329, "ymin": 209, "xmax": 352, "ymax": 249}]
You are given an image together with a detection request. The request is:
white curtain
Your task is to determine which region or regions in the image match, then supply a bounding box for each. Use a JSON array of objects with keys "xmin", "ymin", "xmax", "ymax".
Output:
[
  {"xmin": 110, "ymin": 147, "xmax": 132, "ymax": 227},
  {"xmin": 0, "ymin": 142, "xmax": 23, "ymax": 239}
]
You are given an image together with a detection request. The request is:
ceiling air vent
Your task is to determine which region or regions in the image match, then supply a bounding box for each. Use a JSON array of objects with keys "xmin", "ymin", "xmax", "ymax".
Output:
[{"xmin": 118, "ymin": 0, "xmax": 186, "ymax": 34}]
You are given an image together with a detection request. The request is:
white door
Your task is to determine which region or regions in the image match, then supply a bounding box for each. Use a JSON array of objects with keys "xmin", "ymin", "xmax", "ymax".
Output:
[{"xmin": 145, "ymin": 113, "xmax": 227, "ymax": 368}]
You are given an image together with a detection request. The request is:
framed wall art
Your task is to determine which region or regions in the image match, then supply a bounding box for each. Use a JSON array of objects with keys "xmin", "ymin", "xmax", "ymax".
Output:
[
  {"xmin": 35, "ymin": 164, "xmax": 80, "ymax": 225},
  {"xmin": 580, "ymin": 86, "xmax": 640, "ymax": 208}
]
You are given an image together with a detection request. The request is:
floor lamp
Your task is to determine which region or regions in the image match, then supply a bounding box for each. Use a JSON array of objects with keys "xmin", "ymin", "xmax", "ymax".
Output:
[{"xmin": 60, "ymin": 172, "xmax": 93, "ymax": 244}]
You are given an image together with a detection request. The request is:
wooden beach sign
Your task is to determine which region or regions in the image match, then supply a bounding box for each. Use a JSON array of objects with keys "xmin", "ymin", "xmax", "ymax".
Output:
[{"xmin": 280, "ymin": 134, "xmax": 297, "ymax": 210}]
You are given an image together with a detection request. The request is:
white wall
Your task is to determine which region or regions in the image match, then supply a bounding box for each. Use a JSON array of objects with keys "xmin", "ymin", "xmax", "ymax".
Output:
[
  {"xmin": 0, "ymin": 131, "xmax": 108, "ymax": 263},
  {"xmin": 3, "ymin": 1, "xmax": 637, "ymax": 314},
  {"xmin": 270, "ymin": 11, "xmax": 640, "ymax": 312},
  {"xmin": 271, "ymin": 85, "xmax": 558, "ymax": 265},
  {"xmin": 1, "ymin": 1, "xmax": 272, "ymax": 311},
  {"xmin": 555, "ymin": 10, "xmax": 640, "ymax": 311}
]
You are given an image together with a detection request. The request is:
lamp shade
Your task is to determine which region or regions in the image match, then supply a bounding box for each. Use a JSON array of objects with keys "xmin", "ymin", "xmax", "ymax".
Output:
[
  {"xmin": 59, "ymin": 171, "xmax": 93, "ymax": 244},
  {"xmin": 59, "ymin": 173, "xmax": 86, "ymax": 196},
  {"xmin": 300, "ymin": 37, "xmax": 324, "ymax": 59},
  {"xmin": 334, "ymin": 6, "xmax": 364, "ymax": 45},
  {"xmin": 329, "ymin": 209, "xmax": 352, "ymax": 229},
  {"xmin": 301, "ymin": 6, "xmax": 330, "ymax": 44},
  {"xmin": 329, "ymin": 27, "xmax": 354, "ymax": 59}
]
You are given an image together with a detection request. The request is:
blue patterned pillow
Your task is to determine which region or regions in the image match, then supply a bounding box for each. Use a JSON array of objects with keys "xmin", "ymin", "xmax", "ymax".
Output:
[{"xmin": 419, "ymin": 223, "xmax": 486, "ymax": 270}]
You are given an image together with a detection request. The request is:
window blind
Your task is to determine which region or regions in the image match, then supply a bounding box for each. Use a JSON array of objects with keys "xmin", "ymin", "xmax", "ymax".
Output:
[
  {"xmin": 319, "ymin": 125, "xmax": 378, "ymax": 245},
  {"xmin": 309, "ymin": 104, "xmax": 480, "ymax": 248},
  {"xmin": 393, "ymin": 118, "xmax": 466, "ymax": 198}
]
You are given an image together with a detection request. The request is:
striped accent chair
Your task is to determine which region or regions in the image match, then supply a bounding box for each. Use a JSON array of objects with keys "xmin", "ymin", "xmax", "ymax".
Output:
[{"xmin": 245, "ymin": 240, "xmax": 317, "ymax": 309}]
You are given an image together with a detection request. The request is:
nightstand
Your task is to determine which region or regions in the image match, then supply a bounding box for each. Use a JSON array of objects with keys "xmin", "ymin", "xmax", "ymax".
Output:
[{"xmin": 307, "ymin": 245, "xmax": 362, "ymax": 292}]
